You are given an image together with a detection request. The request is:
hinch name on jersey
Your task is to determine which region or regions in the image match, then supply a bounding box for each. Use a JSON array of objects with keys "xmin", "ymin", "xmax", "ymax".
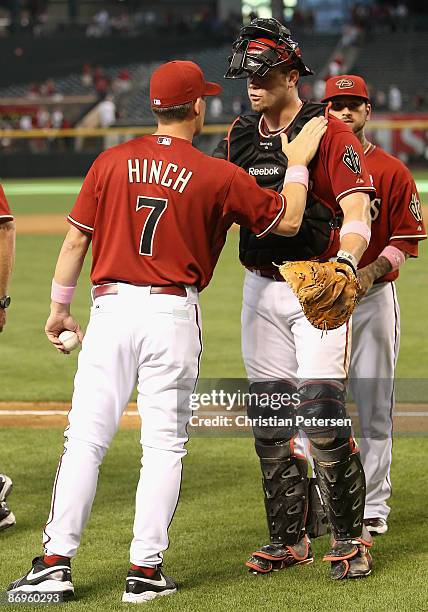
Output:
[{"xmin": 128, "ymin": 159, "xmax": 193, "ymax": 193}]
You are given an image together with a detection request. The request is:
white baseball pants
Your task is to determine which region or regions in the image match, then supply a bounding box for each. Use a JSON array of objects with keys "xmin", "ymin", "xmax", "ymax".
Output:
[
  {"xmin": 242, "ymin": 270, "xmax": 351, "ymax": 381},
  {"xmin": 241, "ymin": 270, "xmax": 351, "ymax": 457},
  {"xmin": 349, "ymin": 281, "xmax": 400, "ymax": 520},
  {"xmin": 43, "ymin": 283, "xmax": 202, "ymax": 566}
]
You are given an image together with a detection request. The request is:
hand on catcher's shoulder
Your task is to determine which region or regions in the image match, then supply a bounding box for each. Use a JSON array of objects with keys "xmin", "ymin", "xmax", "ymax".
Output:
[
  {"xmin": 278, "ymin": 260, "xmax": 359, "ymax": 331},
  {"xmin": 281, "ymin": 116, "xmax": 328, "ymax": 166}
]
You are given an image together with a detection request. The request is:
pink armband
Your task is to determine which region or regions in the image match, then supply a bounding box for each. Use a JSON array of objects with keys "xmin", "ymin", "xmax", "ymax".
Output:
[
  {"xmin": 51, "ymin": 279, "xmax": 76, "ymax": 304},
  {"xmin": 284, "ymin": 165, "xmax": 309, "ymax": 189},
  {"xmin": 379, "ymin": 245, "xmax": 405, "ymax": 271},
  {"xmin": 339, "ymin": 221, "xmax": 371, "ymax": 246}
]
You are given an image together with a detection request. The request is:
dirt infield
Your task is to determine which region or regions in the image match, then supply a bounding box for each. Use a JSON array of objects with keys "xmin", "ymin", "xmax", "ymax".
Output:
[
  {"xmin": 0, "ymin": 401, "xmax": 426, "ymax": 434},
  {"xmin": 16, "ymin": 214, "xmax": 68, "ymax": 234}
]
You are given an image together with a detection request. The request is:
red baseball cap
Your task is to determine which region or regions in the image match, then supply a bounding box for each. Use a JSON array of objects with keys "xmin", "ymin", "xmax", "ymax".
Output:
[
  {"xmin": 150, "ymin": 60, "xmax": 222, "ymax": 109},
  {"xmin": 322, "ymin": 75, "xmax": 369, "ymax": 102}
]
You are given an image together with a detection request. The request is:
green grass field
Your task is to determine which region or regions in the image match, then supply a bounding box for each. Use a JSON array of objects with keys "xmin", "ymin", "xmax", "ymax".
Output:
[
  {"xmin": 0, "ymin": 178, "xmax": 427, "ymax": 610},
  {"xmin": 0, "ymin": 431, "xmax": 427, "ymax": 611}
]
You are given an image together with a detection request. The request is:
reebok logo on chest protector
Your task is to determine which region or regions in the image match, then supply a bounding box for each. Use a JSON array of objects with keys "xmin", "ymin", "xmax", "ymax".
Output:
[{"xmin": 248, "ymin": 166, "xmax": 280, "ymax": 176}]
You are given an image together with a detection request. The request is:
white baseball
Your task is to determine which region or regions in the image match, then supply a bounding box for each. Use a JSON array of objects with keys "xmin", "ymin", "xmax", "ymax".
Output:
[{"xmin": 58, "ymin": 330, "xmax": 80, "ymax": 352}]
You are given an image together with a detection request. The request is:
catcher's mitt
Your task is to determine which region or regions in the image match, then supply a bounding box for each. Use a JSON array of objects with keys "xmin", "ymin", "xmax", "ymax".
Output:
[{"xmin": 278, "ymin": 261, "xmax": 359, "ymax": 331}]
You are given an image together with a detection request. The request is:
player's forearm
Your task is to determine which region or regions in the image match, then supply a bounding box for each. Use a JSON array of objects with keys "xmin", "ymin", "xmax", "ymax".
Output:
[
  {"xmin": 0, "ymin": 221, "xmax": 16, "ymax": 294},
  {"xmin": 51, "ymin": 227, "xmax": 91, "ymax": 312},
  {"xmin": 360, "ymin": 250, "xmax": 409, "ymax": 282},
  {"xmin": 274, "ymin": 182, "xmax": 307, "ymax": 236},
  {"xmin": 339, "ymin": 193, "xmax": 371, "ymax": 263},
  {"xmin": 361, "ymin": 256, "xmax": 392, "ymax": 281}
]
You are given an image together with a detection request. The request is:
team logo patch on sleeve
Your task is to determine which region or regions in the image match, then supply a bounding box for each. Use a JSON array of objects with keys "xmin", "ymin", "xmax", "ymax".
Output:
[
  {"xmin": 342, "ymin": 145, "xmax": 362, "ymax": 175},
  {"xmin": 409, "ymin": 193, "xmax": 423, "ymax": 222}
]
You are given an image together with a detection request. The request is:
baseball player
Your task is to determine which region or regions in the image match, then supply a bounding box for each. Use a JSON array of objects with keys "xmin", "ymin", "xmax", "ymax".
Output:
[
  {"xmin": 322, "ymin": 75, "xmax": 427, "ymax": 534},
  {"xmin": 0, "ymin": 185, "xmax": 16, "ymax": 532},
  {"xmin": 214, "ymin": 18, "xmax": 377, "ymax": 580},
  {"xmin": 7, "ymin": 61, "xmax": 327, "ymax": 602}
]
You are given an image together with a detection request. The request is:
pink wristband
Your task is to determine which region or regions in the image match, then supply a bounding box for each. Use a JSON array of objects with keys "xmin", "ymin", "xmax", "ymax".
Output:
[
  {"xmin": 284, "ymin": 165, "xmax": 309, "ymax": 189},
  {"xmin": 339, "ymin": 221, "xmax": 371, "ymax": 246},
  {"xmin": 379, "ymin": 245, "xmax": 405, "ymax": 271},
  {"xmin": 51, "ymin": 279, "xmax": 76, "ymax": 304}
]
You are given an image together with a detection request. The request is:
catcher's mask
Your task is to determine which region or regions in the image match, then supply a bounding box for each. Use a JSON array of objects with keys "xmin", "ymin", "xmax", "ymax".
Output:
[{"xmin": 225, "ymin": 18, "xmax": 314, "ymax": 80}]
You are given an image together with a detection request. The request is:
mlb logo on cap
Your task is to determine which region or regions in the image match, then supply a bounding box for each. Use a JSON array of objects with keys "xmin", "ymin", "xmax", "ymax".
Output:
[{"xmin": 153, "ymin": 99, "xmax": 161, "ymax": 106}]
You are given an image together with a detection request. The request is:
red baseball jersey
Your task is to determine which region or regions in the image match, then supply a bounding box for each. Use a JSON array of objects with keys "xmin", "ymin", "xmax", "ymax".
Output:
[
  {"xmin": 359, "ymin": 143, "xmax": 426, "ymax": 282},
  {"xmin": 68, "ymin": 135, "xmax": 285, "ymax": 291},
  {"xmin": 0, "ymin": 185, "xmax": 13, "ymax": 221},
  {"xmin": 308, "ymin": 115, "xmax": 376, "ymax": 218}
]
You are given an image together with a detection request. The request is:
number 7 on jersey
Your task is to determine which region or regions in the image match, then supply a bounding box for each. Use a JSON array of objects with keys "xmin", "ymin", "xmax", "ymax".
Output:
[{"xmin": 136, "ymin": 196, "xmax": 168, "ymax": 256}]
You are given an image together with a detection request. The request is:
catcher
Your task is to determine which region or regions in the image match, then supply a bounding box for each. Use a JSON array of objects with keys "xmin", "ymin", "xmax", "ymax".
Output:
[{"xmin": 214, "ymin": 17, "xmax": 376, "ymax": 580}]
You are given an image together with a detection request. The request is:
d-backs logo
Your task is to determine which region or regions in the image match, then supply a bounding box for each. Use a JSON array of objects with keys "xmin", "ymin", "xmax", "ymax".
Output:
[
  {"xmin": 409, "ymin": 193, "xmax": 423, "ymax": 222},
  {"xmin": 342, "ymin": 145, "xmax": 362, "ymax": 176},
  {"xmin": 336, "ymin": 78, "xmax": 354, "ymax": 89}
]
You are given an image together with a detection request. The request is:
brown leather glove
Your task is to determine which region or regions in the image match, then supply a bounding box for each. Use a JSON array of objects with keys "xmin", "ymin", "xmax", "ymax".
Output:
[{"xmin": 278, "ymin": 261, "xmax": 360, "ymax": 331}]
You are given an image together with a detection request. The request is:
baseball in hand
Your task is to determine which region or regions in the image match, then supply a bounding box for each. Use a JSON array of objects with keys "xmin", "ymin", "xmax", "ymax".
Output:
[{"xmin": 58, "ymin": 330, "xmax": 80, "ymax": 352}]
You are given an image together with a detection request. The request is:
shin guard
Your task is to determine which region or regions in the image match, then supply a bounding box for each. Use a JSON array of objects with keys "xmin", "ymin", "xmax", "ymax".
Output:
[
  {"xmin": 311, "ymin": 440, "xmax": 365, "ymax": 541},
  {"xmin": 255, "ymin": 438, "xmax": 308, "ymax": 546}
]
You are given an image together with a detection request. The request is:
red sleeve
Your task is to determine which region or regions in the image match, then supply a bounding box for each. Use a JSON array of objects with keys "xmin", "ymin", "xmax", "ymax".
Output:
[
  {"xmin": 0, "ymin": 185, "xmax": 13, "ymax": 221},
  {"xmin": 320, "ymin": 122, "xmax": 375, "ymax": 202},
  {"xmin": 387, "ymin": 167, "xmax": 426, "ymax": 257},
  {"xmin": 67, "ymin": 165, "xmax": 98, "ymax": 233},
  {"xmin": 222, "ymin": 166, "xmax": 285, "ymax": 237}
]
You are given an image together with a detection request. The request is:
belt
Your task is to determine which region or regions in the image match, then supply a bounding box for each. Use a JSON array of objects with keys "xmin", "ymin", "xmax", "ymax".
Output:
[
  {"xmin": 92, "ymin": 283, "xmax": 187, "ymax": 299},
  {"xmin": 247, "ymin": 268, "xmax": 285, "ymax": 282}
]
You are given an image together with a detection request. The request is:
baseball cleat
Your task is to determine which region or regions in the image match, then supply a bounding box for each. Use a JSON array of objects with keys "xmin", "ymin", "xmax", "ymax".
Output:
[
  {"xmin": 7, "ymin": 556, "xmax": 74, "ymax": 599},
  {"xmin": 246, "ymin": 536, "xmax": 314, "ymax": 574},
  {"xmin": 364, "ymin": 517, "xmax": 388, "ymax": 535},
  {"xmin": 122, "ymin": 565, "xmax": 177, "ymax": 603},
  {"xmin": 323, "ymin": 529, "xmax": 373, "ymax": 580},
  {"xmin": 0, "ymin": 474, "xmax": 13, "ymax": 503},
  {"xmin": 0, "ymin": 502, "xmax": 16, "ymax": 532}
]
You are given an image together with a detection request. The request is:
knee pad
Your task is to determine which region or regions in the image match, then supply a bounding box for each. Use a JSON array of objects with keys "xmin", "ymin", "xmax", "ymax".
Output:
[
  {"xmin": 297, "ymin": 380, "xmax": 351, "ymax": 449},
  {"xmin": 255, "ymin": 437, "xmax": 308, "ymax": 546},
  {"xmin": 247, "ymin": 380, "xmax": 299, "ymax": 441}
]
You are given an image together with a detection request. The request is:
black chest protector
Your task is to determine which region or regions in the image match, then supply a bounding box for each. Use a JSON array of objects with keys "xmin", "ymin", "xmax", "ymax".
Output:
[{"xmin": 216, "ymin": 102, "xmax": 339, "ymax": 268}]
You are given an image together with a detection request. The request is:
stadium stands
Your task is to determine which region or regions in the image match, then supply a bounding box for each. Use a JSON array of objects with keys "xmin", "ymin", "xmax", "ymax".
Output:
[
  {"xmin": 353, "ymin": 32, "xmax": 428, "ymax": 110},
  {"xmin": 119, "ymin": 35, "xmax": 339, "ymax": 124},
  {"xmin": 0, "ymin": 34, "xmax": 340, "ymax": 126}
]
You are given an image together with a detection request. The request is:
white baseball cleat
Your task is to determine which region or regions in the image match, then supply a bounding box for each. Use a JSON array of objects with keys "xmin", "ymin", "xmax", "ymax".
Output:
[
  {"xmin": 364, "ymin": 517, "xmax": 388, "ymax": 535},
  {"xmin": 0, "ymin": 503, "xmax": 16, "ymax": 531},
  {"xmin": 0, "ymin": 474, "xmax": 13, "ymax": 503},
  {"xmin": 122, "ymin": 565, "xmax": 177, "ymax": 603},
  {"xmin": 7, "ymin": 556, "xmax": 74, "ymax": 599}
]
